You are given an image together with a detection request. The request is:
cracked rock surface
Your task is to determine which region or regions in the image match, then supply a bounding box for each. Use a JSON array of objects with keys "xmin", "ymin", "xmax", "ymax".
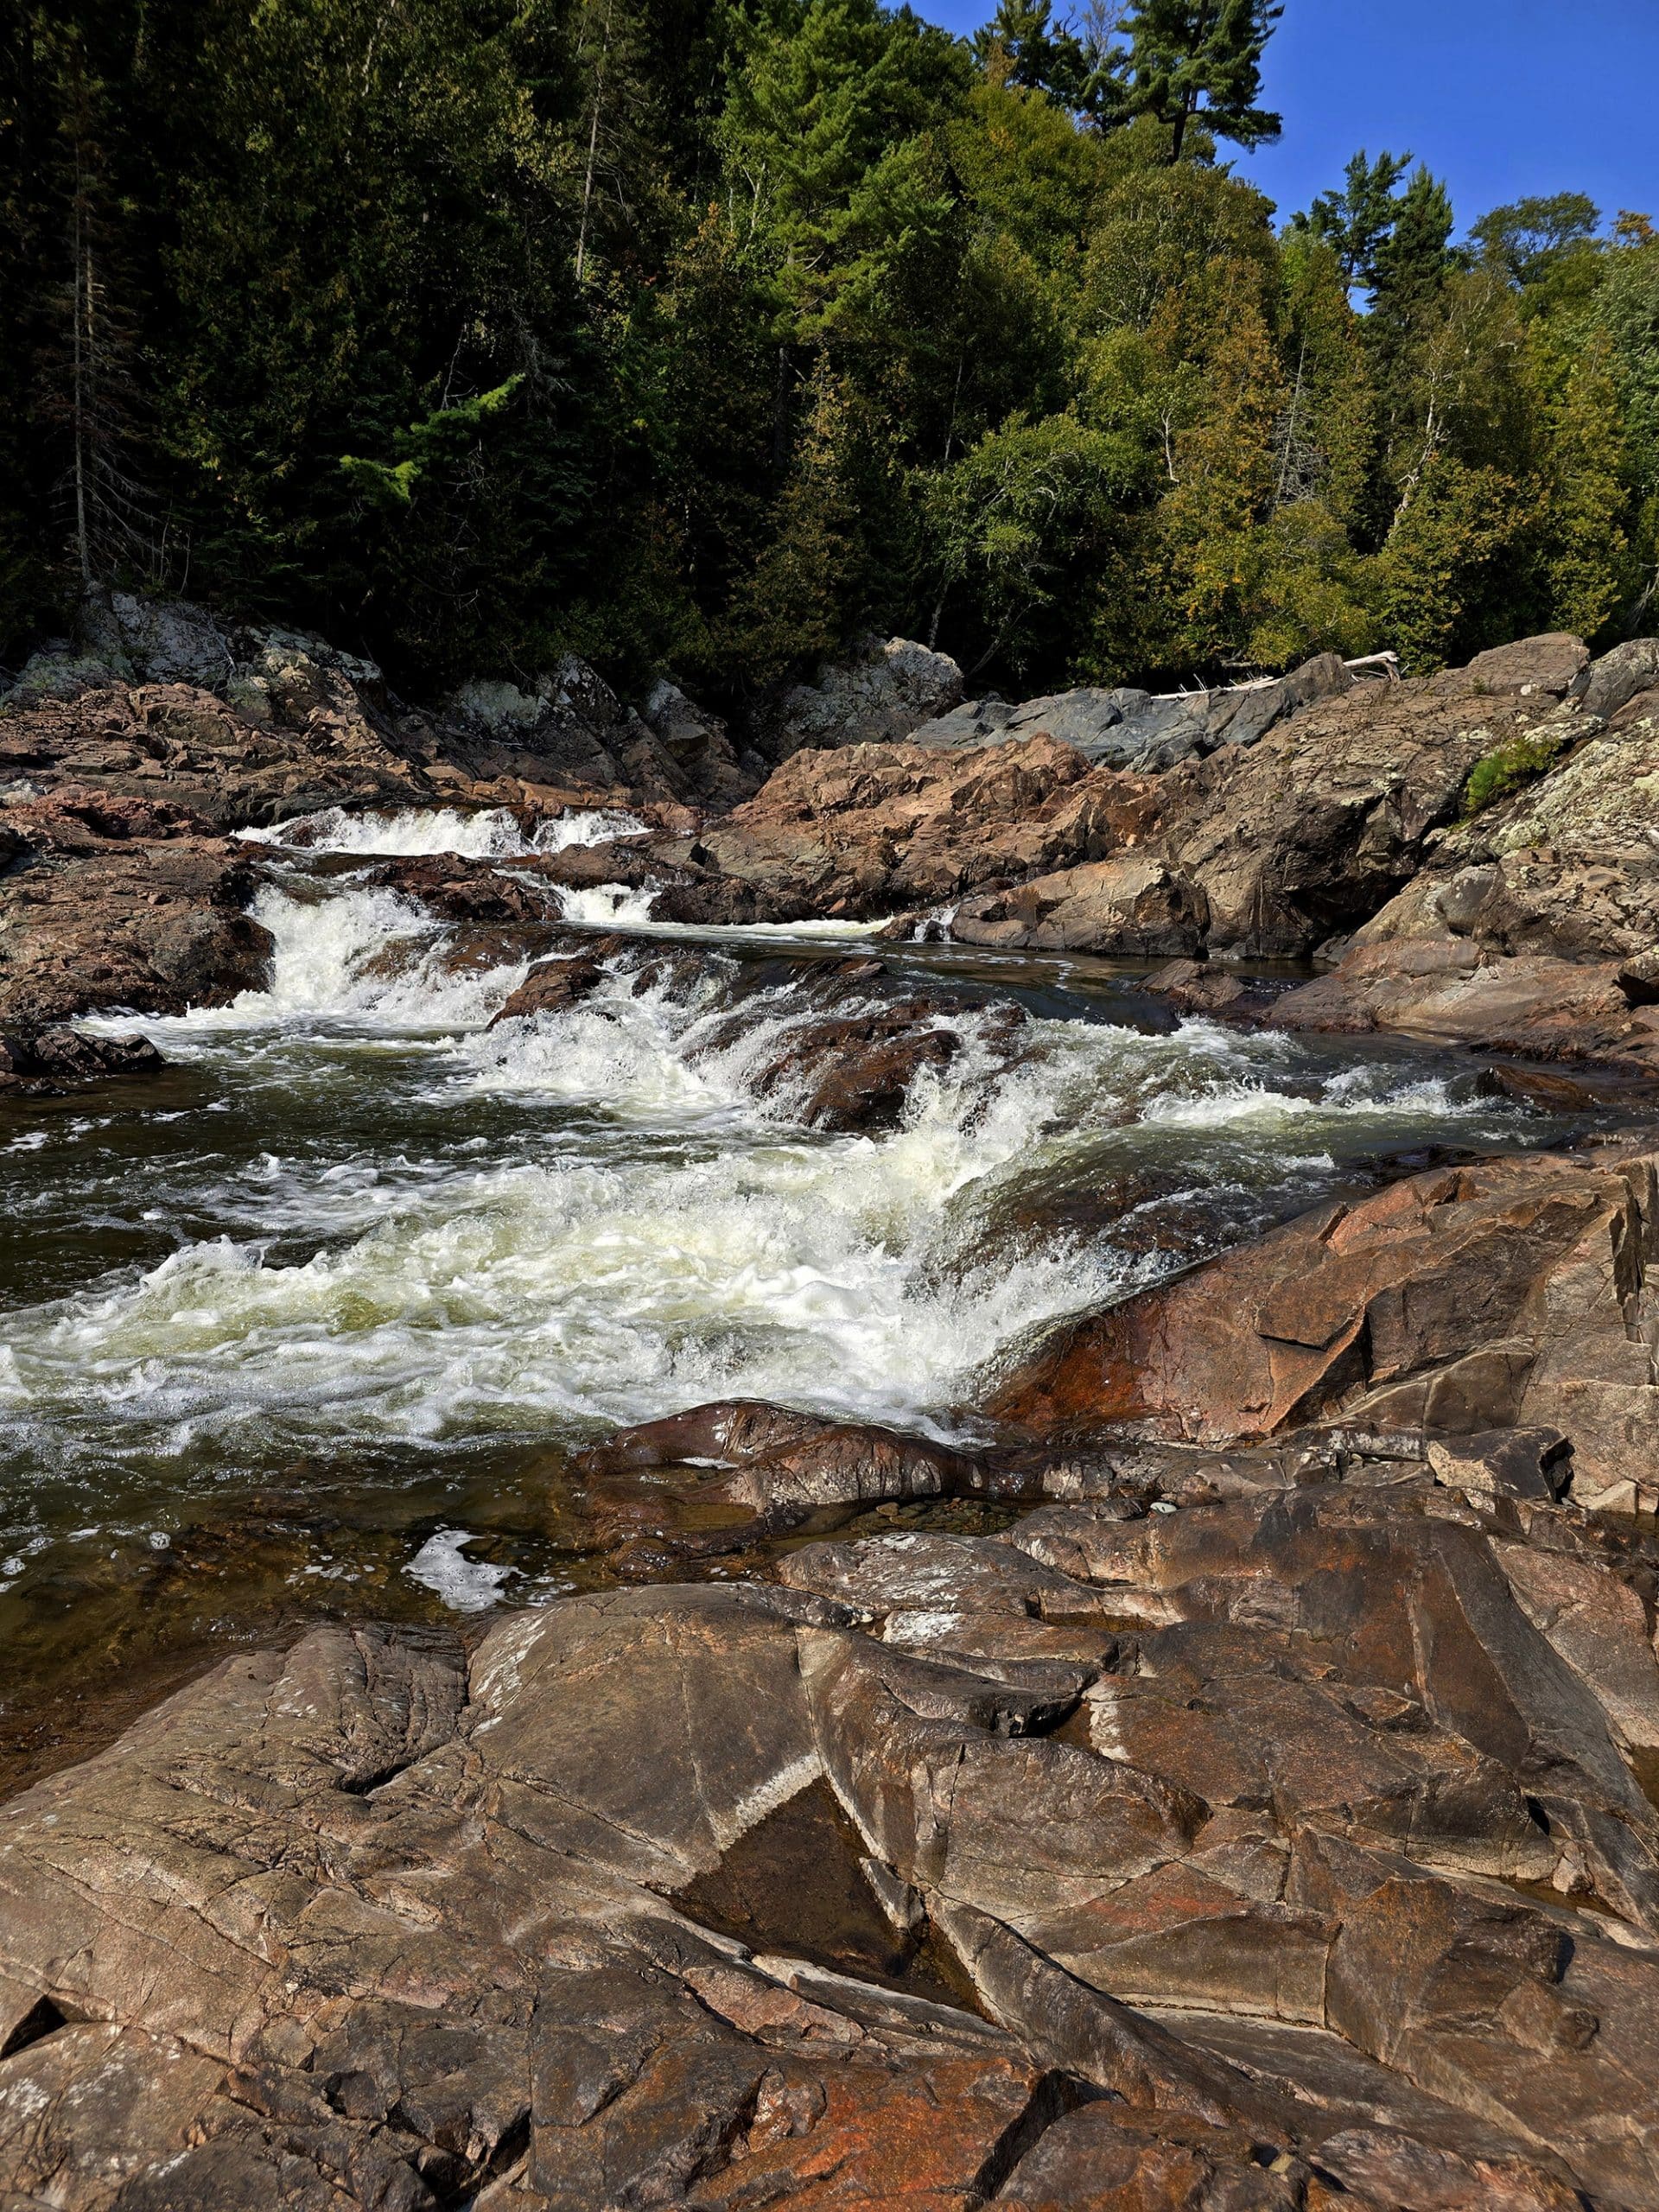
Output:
[{"xmin": 6, "ymin": 1424, "xmax": 1659, "ymax": 2209}]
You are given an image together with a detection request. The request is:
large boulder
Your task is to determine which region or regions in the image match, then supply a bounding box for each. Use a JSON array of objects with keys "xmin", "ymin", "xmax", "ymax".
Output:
[
  {"xmin": 0, "ymin": 793, "xmax": 274, "ymax": 1027},
  {"xmin": 682, "ymin": 734, "xmax": 1140, "ymax": 920},
  {"xmin": 988, "ymin": 1142, "xmax": 1659, "ymax": 1513},
  {"xmin": 1573, "ymin": 634, "xmax": 1659, "ymax": 721},
  {"xmin": 756, "ymin": 636, "xmax": 963, "ymax": 763},
  {"xmin": 640, "ymin": 678, "xmax": 758, "ymax": 805},
  {"xmin": 1450, "ymin": 630, "xmax": 1591, "ymax": 698},
  {"xmin": 951, "ymin": 854, "xmax": 1209, "ymax": 957}
]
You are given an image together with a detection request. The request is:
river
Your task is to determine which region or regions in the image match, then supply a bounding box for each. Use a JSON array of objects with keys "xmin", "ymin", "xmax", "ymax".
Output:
[{"xmin": 0, "ymin": 805, "xmax": 1597, "ymax": 1785}]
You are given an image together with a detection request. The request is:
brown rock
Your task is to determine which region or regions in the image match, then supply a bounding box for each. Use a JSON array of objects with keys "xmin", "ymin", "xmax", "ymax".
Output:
[
  {"xmin": 987, "ymin": 1151, "xmax": 1650, "ymax": 1450},
  {"xmin": 1448, "ymin": 632, "xmax": 1591, "ymax": 699},
  {"xmin": 951, "ymin": 855, "xmax": 1208, "ymax": 957}
]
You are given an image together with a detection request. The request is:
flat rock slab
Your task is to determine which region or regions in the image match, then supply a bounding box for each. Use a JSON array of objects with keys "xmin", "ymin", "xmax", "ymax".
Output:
[{"xmin": 3, "ymin": 1451, "xmax": 1659, "ymax": 2208}]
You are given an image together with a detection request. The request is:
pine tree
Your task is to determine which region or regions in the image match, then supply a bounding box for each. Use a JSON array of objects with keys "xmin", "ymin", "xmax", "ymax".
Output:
[
  {"xmin": 1117, "ymin": 0, "xmax": 1282, "ymax": 162},
  {"xmin": 971, "ymin": 0, "xmax": 1116, "ymax": 120},
  {"xmin": 1291, "ymin": 149, "xmax": 1414, "ymax": 292}
]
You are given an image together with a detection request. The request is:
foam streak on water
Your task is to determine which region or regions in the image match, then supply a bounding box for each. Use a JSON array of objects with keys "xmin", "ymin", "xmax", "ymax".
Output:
[{"xmin": 238, "ymin": 803, "xmax": 645, "ymax": 860}]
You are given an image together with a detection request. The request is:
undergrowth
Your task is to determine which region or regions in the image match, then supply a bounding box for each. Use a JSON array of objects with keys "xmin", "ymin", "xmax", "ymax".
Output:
[{"xmin": 1463, "ymin": 728, "xmax": 1568, "ymax": 816}]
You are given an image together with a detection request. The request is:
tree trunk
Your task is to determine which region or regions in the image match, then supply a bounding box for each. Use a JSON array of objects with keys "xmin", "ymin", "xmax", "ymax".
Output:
[
  {"xmin": 575, "ymin": 0, "xmax": 614, "ymax": 283},
  {"xmin": 72, "ymin": 164, "xmax": 92, "ymax": 587}
]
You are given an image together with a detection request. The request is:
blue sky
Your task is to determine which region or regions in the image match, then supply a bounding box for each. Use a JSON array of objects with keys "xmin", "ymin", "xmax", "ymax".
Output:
[{"xmin": 913, "ymin": 0, "xmax": 1659, "ymax": 239}]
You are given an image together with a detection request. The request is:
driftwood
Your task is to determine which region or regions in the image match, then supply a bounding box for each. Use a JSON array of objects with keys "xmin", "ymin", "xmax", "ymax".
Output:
[{"xmin": 1151, "ymin": 649, "xmax": 1400, "ymax": 704}]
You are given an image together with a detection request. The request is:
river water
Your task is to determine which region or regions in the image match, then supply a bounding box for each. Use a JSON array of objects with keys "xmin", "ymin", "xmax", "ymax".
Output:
[{"xmin": 0, "ymin": 806, "xmax": 1599, "ymax": 1783}]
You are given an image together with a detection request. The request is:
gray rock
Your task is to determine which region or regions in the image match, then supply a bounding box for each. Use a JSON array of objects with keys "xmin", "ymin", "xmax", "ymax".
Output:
[
  {"xmin": 760, "ymin": 636, "xmax": 963, "ymax": 760},
  {"xmin": 1003, "ymin": 687, "xmax": 1145, "ymax": 761},
  {"xmin": 639, "ymin": 679, "xmax": 753, "ymax": 804},
  {"xmin": 908, "ymin": 696, "xmax": 1017, "ymax": 748},
  {"xmin": 1575, "ymin": 635, "xmax": 1659, "ymax": 721},
  {"xmin": 104, "ymin": 591, "xmax": 235, "ymax": 689}
]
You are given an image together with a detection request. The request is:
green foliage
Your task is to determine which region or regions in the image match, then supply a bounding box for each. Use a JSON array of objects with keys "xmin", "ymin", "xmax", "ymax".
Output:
[
  {"xmin": 1472, "ymin": 194, "xmax": 1601, "ymax": 287},
  {"xmin": 1, "ymin": 0, "xmax": 1655, "ymax": 705},
  {"xmin": 1116, "ymin": 0, "xmax": 1283, "ymax": 160},
  {"xmin": 340, "ymin": 381, "xmax": 525, "ymax": 510},
  {"xmin": 926, "ymin": 411, "xmax": 1143, "ymax": 674},
  {"xmin": 1289, "ymin": 149, "xmax": 1413, "ymax": 291},
  {"xmin": 1463, "ymin": 725, "xmax": 1569, "ymax": 816}
]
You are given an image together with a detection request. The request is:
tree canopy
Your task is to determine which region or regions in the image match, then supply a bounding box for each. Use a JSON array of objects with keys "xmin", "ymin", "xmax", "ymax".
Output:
[{"xmin": 3, "ymin": 0, "xmax": 1655, "ymax": 691}]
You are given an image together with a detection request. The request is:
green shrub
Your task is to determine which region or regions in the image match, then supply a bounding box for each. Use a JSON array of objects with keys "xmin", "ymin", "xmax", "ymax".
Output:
[{"xmin": 1462, "ymin": 728, "xmax": 1566, "ymax": 815}]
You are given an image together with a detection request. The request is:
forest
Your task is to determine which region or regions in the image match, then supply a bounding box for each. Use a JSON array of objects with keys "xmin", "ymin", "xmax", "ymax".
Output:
[{"xmin": 3, "ymin": 0, "xmax": 1658, "ymax": 708}]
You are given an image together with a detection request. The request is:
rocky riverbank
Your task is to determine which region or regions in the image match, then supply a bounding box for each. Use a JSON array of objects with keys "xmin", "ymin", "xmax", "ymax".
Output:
[
  {"xmin": 5, "ymin": 1134, "xmax": 1659, "ymax": 2209},
  {"xmin": 6, "ymin": 608, "xmax": 1659, "ymax": 2208}
]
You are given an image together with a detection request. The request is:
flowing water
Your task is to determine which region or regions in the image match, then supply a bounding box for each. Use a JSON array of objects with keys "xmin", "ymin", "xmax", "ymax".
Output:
[{"xmin": 0, "ymin": 805, "xmax": 1610, "ymax": 1784}]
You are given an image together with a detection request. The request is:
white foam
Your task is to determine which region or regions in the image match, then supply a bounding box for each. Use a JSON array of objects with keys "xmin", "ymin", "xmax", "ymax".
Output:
[
  {"xmin": 238, "ymin": 804, "xmax": 645, "ymax": 860},
  {"xmin": 406, "ymin": 1529, "xmax": 518, "ymax": 1612},
  {"xmin": 129, "ymin": 883, "xmax": 531, "ymax": 1038},
  {"xmin": 554, "ymin": 881, "xmax": 662, "ymax": 927},
  {"xmin": 15, "ymin": 876, "xmax": 1538, "ymax": 1478}
]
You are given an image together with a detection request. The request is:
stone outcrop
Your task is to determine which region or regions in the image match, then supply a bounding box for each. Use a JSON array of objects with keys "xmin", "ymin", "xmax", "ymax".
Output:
[
  {"xmin": 0, "ymin": 675, "xmax": 429, "ymax": 833},
  {"xmin": 989, "ymin": 1139, "xmax": 1659, "ymax": 1516},
  {"xmin": 913, "ymin": 651, "xmax": 1357, "ymax": 772},
  {"xmin": 0, "ymin": 789, "xmax": 273, "ymax": 1027},
  {"xmin": 439, "ymin": 657, "xmax": 749, "ymax": 806},
  {"xmin": 1265, "ymin": 671, "xmax": 1659, "ymax": 1071},
  {"xmin": 655, "ymin": 734, "xmax": 1137, "ymax": 921},
  {"xmin": 3, "ymin": 591, "xmax": 745, "ymax": 815},
  {"xmin": 753, "ymin": 636, "xmax": 963, "ymax": 763},
  {"xmin": 6, "ymin": 1457, "xmax": 1659, "ymax": 2207},
  {"xmin": 628, "ymin": 633, "xmax": 1635, "ymax": 973},
  {"xmin": 940, "ymin": 645, "xmax": 1595, "ymax": 963}
]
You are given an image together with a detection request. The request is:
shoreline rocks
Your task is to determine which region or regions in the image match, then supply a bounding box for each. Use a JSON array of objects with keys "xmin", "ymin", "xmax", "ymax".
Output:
[
  {"xmin": 986, "ymin": 1138, "xmax": 1659, "ymax": 1516},
  {"xmin": 6, "ymin": 1441, "xmax": 1659, "ymax": 2206}
]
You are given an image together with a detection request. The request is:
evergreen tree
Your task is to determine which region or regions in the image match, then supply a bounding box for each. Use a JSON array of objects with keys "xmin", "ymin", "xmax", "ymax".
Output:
[
  {"xmin": 1291, "ymin": 149, "xmax": 1414, "ymax": 292},
  {"xmin": 1116, "ymin": 0, "xmax": 1282, "ymax": 162},
  {"xmin": 0, "ymin": 0, "xmax": 1650, "ymax": 698},
  {"xmin": 971, "ymin": 0, "xmax": 1117, "ymax": 119}
]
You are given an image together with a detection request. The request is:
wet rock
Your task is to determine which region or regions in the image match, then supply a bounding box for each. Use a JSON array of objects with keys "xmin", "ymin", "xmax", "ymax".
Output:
[
  {"xmin": 0, "ymin": 1024, "xmax": 164, "ymax": 1091},
  {"xmin": 1139, "ymin": 957, "xmax": 1287, "ymax": 1023},
  {"xmin": 988, "ymin": 1142, "xmax": 1659, "ymax": 1515},
  {"xmin": 488, "ymin": 950, "xmax": 611, "ymax": 1025},
  {"xmin": 579, "ymin": 1402, "xmax": 984, "ymax": 1527}
]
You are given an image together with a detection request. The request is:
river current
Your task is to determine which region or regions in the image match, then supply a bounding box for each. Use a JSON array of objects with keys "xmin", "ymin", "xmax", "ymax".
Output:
[{"xmin": 0, "ymin": 805, "xmax": 1598, "ymax": 1778}]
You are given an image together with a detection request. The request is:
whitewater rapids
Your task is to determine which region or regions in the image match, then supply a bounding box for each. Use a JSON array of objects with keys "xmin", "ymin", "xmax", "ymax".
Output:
[{"xmin": 6, "ymin": 859, "xmax": 1545, "ymax": 1496}]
